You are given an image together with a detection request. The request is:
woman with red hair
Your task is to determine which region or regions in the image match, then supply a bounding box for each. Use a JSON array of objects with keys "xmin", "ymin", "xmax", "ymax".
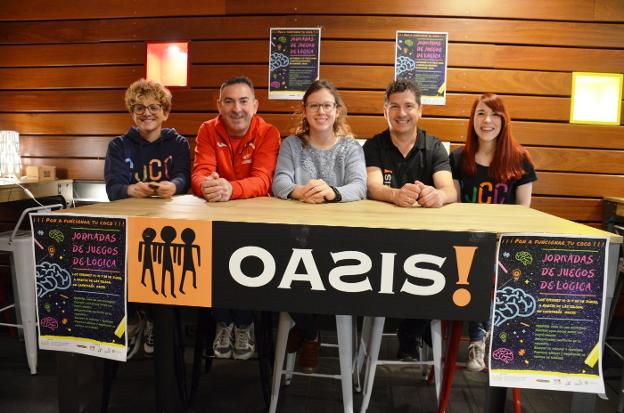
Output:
[{"xmin": 450, "ymin": 93, "xmax": 537, "ymax": 371}]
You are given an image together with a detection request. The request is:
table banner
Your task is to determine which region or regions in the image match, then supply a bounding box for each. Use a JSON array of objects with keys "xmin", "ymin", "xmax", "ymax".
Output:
[
  {"xmin": 31, "ymin": 214, "xmax": 127, "ymax": 361},
  {"xmin": 212, "ymin": 222, "xmax": 496, "ymax": 319},
  {"xmin": 127, "ymin": 217, "xmax": 212, "ymax": 307},
  {"xmin": 268, "ymin": 27, "xmax": 321, "ymax": 100},
  {"xmin": 395, "ymin": 31, "xmax": 448, "ymax": 105},
  {"xmin": 490, "ymin": 234, "xmax": 609, "ymax": 394}
]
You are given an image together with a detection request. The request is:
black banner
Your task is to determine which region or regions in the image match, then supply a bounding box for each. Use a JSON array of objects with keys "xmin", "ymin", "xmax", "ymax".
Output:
[{"xmin": 212, "ymin": 222, "xmax": 496, "ymax": 320}]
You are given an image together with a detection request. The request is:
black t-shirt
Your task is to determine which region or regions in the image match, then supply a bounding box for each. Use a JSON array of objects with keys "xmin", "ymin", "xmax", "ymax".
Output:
[
  {"xmin": 450, "ymin": 147, "xmax": 537, "ymax": 204},
  {"xmin": 363, "ymin": 129, "xmax": 451, "ymax": 188}
]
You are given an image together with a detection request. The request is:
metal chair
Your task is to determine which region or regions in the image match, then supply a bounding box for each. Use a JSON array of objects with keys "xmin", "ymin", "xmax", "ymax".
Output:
[
  {"xmin": 270, "ymin": 312, "xmax": 356, "ymax": 413},
  {"xmin": 0, "ymin": 203, "xmax": 64, "ymax": 374},
  {"xmin": 357, "ymin": 317, "xmax": 443, "ymax": 412}
]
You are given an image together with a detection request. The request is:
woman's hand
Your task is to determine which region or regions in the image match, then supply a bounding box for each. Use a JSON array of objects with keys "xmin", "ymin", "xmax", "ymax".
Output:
[{"xmin": 301, "ymin": 179, "xmax": 334, "ymax": 203}]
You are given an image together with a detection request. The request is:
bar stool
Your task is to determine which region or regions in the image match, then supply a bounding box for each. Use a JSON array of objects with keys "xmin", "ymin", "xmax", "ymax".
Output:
[
  {"xmin": 283, "ymin": 316, "xmax": 361, "ymax": 390},
  {"xmin": 0, "ymin": 204, "xmax": 64, "ymax": 374},
  {"xmin": 357, "ymin": 317, "xmax": 443, "ymax": 413},
  {"xmin": 270, "ymin": 312, "xmax": 355, "ymax": 413}
]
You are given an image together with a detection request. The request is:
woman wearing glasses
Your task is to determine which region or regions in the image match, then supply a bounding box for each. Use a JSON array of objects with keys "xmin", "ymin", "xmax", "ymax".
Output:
[
  {"xmin": 104, "ymin": 79, "xmax": 191, "ymax": 358},
  {"xmin": 272, "ymin": 80, "xmax": 367, "ymax": 373},
  {"xmin": 272, "ymin": 79, "xmax": 366, "ymax": 204},
  {"xmin": 105, "ymin": 78, "xmax": 190, "ymax": 202}
]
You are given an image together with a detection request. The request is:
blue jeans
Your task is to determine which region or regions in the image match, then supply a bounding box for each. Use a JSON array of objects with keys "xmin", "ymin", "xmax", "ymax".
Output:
[
  {"xmin": 468, "ymin": 321, "xmax": 487, "ymax": 342},
  {"xmin": 212, "ymin": 308, "xmax": 253, "ymax": 327}
]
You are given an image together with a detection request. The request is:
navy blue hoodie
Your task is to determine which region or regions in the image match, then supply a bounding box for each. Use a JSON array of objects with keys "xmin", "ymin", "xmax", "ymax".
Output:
[{"xmin": 104, "ymin": 127, "xmax": 191, "ymax": 201}]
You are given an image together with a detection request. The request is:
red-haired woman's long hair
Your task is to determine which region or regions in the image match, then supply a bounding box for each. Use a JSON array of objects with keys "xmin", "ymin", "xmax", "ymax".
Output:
[{"xmin": 461, "ymin": 93, "xmax": 531, "ymax": 182}]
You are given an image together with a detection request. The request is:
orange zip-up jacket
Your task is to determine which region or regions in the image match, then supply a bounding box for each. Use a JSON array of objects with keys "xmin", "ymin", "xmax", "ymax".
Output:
[{"xmin": 191, "ymin": 115, "xmax": 281, "ymax": 199}]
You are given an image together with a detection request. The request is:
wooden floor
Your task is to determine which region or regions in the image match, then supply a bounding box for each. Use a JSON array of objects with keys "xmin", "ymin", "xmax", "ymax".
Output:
[{"xmin": 0, "ymin": 328, "xmax": 621, "ymax": 413}]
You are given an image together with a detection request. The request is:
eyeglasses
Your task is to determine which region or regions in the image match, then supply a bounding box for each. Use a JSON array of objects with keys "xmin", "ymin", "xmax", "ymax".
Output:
[
  {"xmin": 306, "ymin": 102, "xmax": 337, "ymax": 112},
  {"xmin": 132, "ymin": 103, "xmax": 163, "ymax": 115}
]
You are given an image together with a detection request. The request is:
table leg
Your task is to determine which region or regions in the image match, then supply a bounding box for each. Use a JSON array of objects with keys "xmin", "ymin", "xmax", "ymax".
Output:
[
  {"xmin": 153, "ymin": 305, "xmax": 187, "ymax": 412},
  {"xmin": 56, "ymin": 352, "xmax": 105, "ymax": 413}
]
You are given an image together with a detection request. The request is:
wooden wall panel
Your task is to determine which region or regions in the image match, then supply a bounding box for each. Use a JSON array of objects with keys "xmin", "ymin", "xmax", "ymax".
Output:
[
  {"xmin": 0, "ymin": 1, "xmax": 225, "ymax": 20},
  {"xmin": 2, "ymin": 43, "xmax": 145, "ymax": 67},
  {"xmin": 2, "ymin": 16, "xmax": 623, "ymax": 48},
  {"xmin": 226, "ymin": 0, "xmax": 621, "ymax": 22},
  {"xmin": 531, "ymin": 197, "xmax": 603, "ymax": 222},
  {"xmin": 20, "ymin": 136, "xmax": 114, "ymax": 158},
  {"xmin": 528, "ymin": 148, "xmax": 624, "ymax": 174},
  {"xmin": 3, "ymin": 1, "xmax": 622, "ymax": 23},
  {"xmin": 0, "ymin": 3, "xmax": 622, "ymax": 226},
  {"xmin": 0, "ymin": 67, "xmax": 141, "ymax": 89},
  {"xmin": 534, "ymin": 173, "xmax": 624, "ymax": 198}
]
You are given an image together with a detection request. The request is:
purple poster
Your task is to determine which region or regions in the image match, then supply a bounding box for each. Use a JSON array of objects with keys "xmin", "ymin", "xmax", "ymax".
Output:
[
  {"xmin": 268, "ymin": 28, "xmax": 321, "ymax": 100},
  {"xmin": 395, "ymin": 31, "xmax": 448, "ymax": 105},
  {"xmin": 490, "ymin": 234, "xmax": 608, "ymax": 394},
  {"xmin": 31, "ymin": 214, "xmax": 128, "ymax": 361}
]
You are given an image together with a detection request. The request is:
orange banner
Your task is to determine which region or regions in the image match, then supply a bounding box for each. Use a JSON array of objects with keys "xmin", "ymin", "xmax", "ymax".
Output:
[{"xmin": 127, "ymin": 217, "xmax": 212, "ymax": 307}]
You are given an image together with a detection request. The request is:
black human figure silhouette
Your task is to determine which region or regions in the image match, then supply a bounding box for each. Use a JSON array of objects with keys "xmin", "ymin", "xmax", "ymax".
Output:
[
  {"xmin": 178, "ymin": 228, "xmax": 201, "ymax": 294},
  {"xmin": 138, "ymin": 228, "xmax": 158, "ymax": 294},
  {"xmin": 156, "ymin": 226, "xmax": 178, "ymax": 298}
]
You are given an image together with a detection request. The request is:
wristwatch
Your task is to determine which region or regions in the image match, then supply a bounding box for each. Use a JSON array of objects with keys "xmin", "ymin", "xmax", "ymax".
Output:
[{"xmin": 327, "ymin": 186, "xmax": 342, "ymax": 203}]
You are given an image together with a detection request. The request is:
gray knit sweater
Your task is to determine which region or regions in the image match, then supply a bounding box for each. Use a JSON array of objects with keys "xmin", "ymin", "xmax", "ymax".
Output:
[{"xmin": 272, "ymin": 136, "xmax": 367, "ymax": 202}]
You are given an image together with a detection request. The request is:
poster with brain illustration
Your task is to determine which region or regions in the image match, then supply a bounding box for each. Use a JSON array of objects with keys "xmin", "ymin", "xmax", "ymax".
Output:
[
  {"xmin": 395, "ymin": 31, "xmax": 448, "ymax": 105},
  {"xmin": 31, "ymin": 214, "xmax": 127, "ymax": 361},
  {"xmin": 490, "ymin": 234, "xmax": 608, "ymax": 394},
  {"xmin": 268, "ymin": 28, "xmax": 321, "ymax": 100}
]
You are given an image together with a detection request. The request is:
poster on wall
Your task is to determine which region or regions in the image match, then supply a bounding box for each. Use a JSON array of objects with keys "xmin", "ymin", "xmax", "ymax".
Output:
[
  {"xmin": 31, "ymin": 214, "xmax": 127, "ymax": 361},
  {"xmin": 268, "ymin": 28, "xmax": 321, "ymax": 100},
  {"xmin": 395, "ymin": 31, "xmax": 448, "ymax": 105},
  {"xmin": 489, "ymin": 234, "xmax": 608, "ymax": 394}
]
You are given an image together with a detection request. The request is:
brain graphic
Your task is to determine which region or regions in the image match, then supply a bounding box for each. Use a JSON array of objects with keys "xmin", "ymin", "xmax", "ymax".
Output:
[
  {"xmin": 493, "ymin": 286, "xmax": 536, "ymax": 327},
  {"xmin": 40, "ymin": 316, "xmax": 59, "ymax": 331},
  {"xmin": 270, "ymin": 53, "xmax": 290, "ymax": 71},
  {"xmin": 396, "ymin": 56, "xmax": 416, "ymax": 75},
  {"xmin": 49, "ymin": 229, "xmax": 64, "ymax": 243},
  {"xmin": 492, "ymin": 347, "xmax": 514, "ymax": 364},
  {"xmin": 515, "ymin": 251, "xmax": 533, "ymax": 266},
  {"xmin": 36, "ymin": 261, "xmax": 71, "ymax": 298}
]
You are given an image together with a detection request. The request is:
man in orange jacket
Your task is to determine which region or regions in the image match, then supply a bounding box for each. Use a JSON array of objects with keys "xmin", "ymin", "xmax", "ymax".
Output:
[
  {"xmin": 192, "ymin": 75, "xmax": 280, "ymax": 360},
  {"xmin": 192, "ymin": 75, "xmax": 281, "ymax": 201}
]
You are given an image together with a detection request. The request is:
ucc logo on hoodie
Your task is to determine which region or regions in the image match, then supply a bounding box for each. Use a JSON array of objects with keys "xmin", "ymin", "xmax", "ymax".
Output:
[{"xmin": 127, "ymin": 155, "xmax": 173, "ymax": 182}]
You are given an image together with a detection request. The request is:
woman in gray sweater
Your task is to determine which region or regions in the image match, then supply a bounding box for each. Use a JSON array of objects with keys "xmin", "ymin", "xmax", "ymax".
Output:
[
  {"xmin": 271, "ymin": 80, "xmax": 367, "ymax": 373},
  {"xmin": 272, "ymin": 80, "xmax": 367, "ymax": 203}
]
